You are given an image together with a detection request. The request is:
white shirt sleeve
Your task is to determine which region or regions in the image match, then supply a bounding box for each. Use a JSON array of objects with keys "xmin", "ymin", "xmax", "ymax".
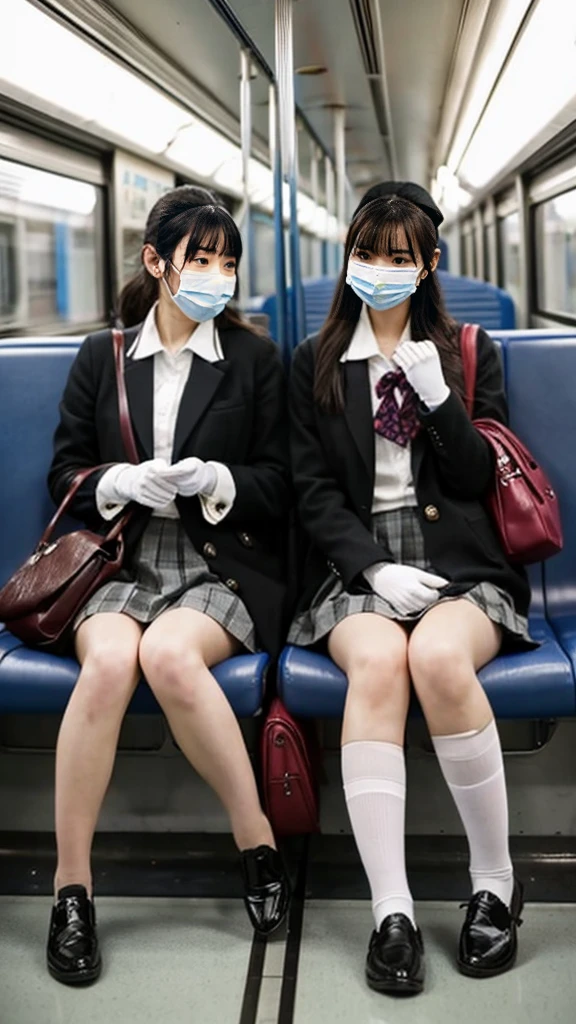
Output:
[
  {"xmin": 198, "ymin": 461, "xmax": 236, "ymax": 524},
  {"xmin": 95, "ymin": 464, "xmax": 130, "ymax": 521}
]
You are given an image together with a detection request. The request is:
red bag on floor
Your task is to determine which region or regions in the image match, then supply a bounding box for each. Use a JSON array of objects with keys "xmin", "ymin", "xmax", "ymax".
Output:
[{"xmin": 261, "ymin": 696, "xmax": 320, "ymax": 836}]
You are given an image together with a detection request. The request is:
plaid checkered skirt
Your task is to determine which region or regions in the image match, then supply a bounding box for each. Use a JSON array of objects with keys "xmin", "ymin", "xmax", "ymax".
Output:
[
  {"xmin": 288, "ymin": 507, "xmax": 534, "ymax": 650},
  {"xmin": 74, "ymin": 517, "xmax": 257, "ymax": 651}
]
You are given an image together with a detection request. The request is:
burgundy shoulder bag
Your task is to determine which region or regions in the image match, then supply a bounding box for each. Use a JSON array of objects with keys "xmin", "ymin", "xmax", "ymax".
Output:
[
  {"xmin": 0, "ymin": 329, "xmax": 139, "ymax": 650},
  {"xmin": 459, "ymin": 323, "xmax": 562, "ymax": 564}
]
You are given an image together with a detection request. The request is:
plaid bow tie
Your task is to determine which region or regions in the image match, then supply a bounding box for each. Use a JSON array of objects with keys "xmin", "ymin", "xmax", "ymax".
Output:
[{"xmin": 374, "ymin": 369, "xmax": 420, "ymax": 448}]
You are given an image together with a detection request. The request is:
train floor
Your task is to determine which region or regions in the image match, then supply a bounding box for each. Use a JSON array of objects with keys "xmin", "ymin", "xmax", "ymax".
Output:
[
  {"xmin": 1, "ymin": 832, "xmax": 575, "ymax": 1023},
  {"xmin": 0, "ymin": 896, "xmax": 574, "ymax": 1023}
]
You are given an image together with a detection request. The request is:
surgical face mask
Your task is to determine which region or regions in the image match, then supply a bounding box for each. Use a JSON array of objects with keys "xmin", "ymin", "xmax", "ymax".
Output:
[
  {"xmin": 165, "ymin": 264, "xmax": 236, "ymax": 322},
  {"xmin": 346, "ymin": 258, "xmax": 421, "ymax": 311}
]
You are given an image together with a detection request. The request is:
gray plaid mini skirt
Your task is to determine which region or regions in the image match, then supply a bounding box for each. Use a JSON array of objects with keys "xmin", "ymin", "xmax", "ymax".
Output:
[
  {"xmin": 288, "ymin": 507, "xmax": 534, "ymax": 650},
  {"xmin": 74, "ymin": 517, "xmax": 257, "ymax": 651}
]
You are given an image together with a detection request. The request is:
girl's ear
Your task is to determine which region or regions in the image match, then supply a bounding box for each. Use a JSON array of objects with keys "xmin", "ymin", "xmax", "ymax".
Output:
[{"xmin": 142, "ymin": 244, "xmax": 163, "ymax": 279}]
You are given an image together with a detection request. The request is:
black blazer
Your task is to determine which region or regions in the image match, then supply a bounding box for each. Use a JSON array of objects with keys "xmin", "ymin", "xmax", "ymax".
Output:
[
  {"xmin": 289, "ymin": 327, "xmax": 531, "ymax": 620},
  {"xmin": 48, "ymin": 323, "xmax": 290, "ymax": 656}
]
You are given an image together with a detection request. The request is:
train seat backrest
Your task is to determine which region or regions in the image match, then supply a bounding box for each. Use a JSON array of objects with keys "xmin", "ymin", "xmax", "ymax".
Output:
[
  {"xmin": 259, "ymin": 272, "xmax": 515, "ymax": 345},
  {"xmin": 0, "ymin": 343, "xmax": 80, "ymax": 583},
  {"xmin": 504, "ymin": 337, "xmax": 576, "ymax": 626}
]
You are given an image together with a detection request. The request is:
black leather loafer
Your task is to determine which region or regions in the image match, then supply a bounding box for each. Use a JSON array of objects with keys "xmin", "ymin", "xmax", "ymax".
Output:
[
  {"xmin": 240, "ymin": 845, "xmax": 291, "ymax": 936},
  {"xmin": 47, "ymin": 885, "xmax": 102, "ymax": 985},
  {"xmin": 366, "ymin": 913, "xmax": 425, "ymax": 996},
  {"xmin": 458, "ymin": 877, "xmax": 524, "ymax": 978}
]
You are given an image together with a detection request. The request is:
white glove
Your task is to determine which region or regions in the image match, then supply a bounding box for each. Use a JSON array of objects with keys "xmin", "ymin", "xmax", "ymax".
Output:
[
  {"xmin": 102, "ymin": 458, "xmax": 178, "ymax": 509},
  {"xmin": 162, "ymin": 457, "xmax": 218, "ymax": 498},
  {"xmin": 363, "ymin": 562, "xmax": 449, "ymax": 616},
  {"xmin": 393, "ymin": 340, "xmax": 449, "ymax": 410}
]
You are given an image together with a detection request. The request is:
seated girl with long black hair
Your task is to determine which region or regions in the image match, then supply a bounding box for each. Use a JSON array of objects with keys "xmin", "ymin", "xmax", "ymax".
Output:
[
  {"xmin": 288, "ymin": 181, "xmax": 534, "ymax": 997},
  {"xmin": 46, "ymin": 186, "xmax": 290, "ymax": 986}
]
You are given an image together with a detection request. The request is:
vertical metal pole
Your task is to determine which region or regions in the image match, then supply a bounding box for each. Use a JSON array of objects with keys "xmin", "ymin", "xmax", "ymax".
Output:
[
  {"xmin": 310, "ymin": 140, "xmax": 320, "ymax": 278},
  {"xmin": 269, "ymin": 82, "xmax": 288, "ymax": 357},
  {"xmin": 239, "ymin": 49, "xmax": 253, "ymax": 296},
  {"xmin": 325, "ymin": 155, "xmax": 336, "ymax": 276},
  {"xmin": 334, "ymin": 106, "xmax": 346, "ymax": 245},
  {"xmin": 275, "ymin": 0, "xmax": 305, "ymax": 351},
  {"xmin": 516, "ymin": 174, "xmax": 530, "ymax": 329}
]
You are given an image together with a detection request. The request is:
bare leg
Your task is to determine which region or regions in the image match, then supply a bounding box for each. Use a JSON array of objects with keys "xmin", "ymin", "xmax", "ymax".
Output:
[
  {"xmin": 329, "ymin": 613, "xmax": 411, "ymax": 746},
  {"xmin": 139, "ymin": 608, "xmax": 274, "ymax": 851},
  {"xmin": 408, "ymin": 599, "xmax": 501, "ymax": 736},
  {"xmin": 54, "ymin": 613, "xmax": 142, "ymax": 896}
]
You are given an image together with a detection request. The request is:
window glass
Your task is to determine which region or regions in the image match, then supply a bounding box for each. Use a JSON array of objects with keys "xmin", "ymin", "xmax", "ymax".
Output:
[
  {"xmin": 0, "ymin": 157, "xmax": 105, "ymax": 332},
  {"xmin": 498, "ymin": 212, "xmax": 521, "ymax": 310},
  {"xmin": 251, "ymin": 214, "xmax": 276, "ymax": 296},
  {"xmin": 535, "ymin": 189, "xmax": 576, "ymax": 318},
  {"xmin": 463, "ymin": 227, "xmax": 476, "ymax": 277}
]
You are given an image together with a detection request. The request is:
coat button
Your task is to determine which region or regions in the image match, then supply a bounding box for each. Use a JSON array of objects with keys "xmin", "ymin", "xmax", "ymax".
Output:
[
  {"xmin": 239, "ymin": 532, "xmax": 254, "ymax": 548},
  {"xmin": 203, "ymin": 542, "xmax": 217, "ymax": 559},
  {"xmin": 226, "ymin": 578, "xmax": 240, "ymax": 592},
  {"xmin": 424, "ymin": 504, "xmax": 440, "ymax": 522}
]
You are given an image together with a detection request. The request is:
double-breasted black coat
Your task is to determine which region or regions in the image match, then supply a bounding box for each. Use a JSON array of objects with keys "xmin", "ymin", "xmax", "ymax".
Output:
[
  {"xmin": 289, "ymin": 326, "xmax": 531, "ymax": 621},
  {"xmin": 48, "ymin": 323, "xmax": 290, "ymax": 656}
]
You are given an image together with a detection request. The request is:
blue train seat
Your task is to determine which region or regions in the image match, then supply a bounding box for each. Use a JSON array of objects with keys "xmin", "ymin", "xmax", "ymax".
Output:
[
  {"xmin": 505, "ymin": 339, "xmax": 576, "ymax": 680},
  {"xmin": 437, "ymin": 271, "xmax": 516, "ymax": 330},
  {"xmin": 279, "ymin": 332, "xmax": 576, "ymax": 720},
  {"xmin": 259, "ymin": 271, "xmax": 515, "ymax": 346},
  {"xmin": 0, "ymin": 341, "xmax": 268, "ymax": 717}
]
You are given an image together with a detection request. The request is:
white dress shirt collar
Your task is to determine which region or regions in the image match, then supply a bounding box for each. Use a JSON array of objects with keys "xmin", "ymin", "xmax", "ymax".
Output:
[
  {"xmin": 127, "ymin": 302, "xmax": 224, "ymax": 362},
  {"xmin": 340, "ymin": 304, "xmax": 411, "ymax": 364}
]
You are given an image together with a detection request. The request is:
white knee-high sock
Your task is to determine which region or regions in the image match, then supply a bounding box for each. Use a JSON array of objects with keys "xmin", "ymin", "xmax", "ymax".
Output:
[
  {"xmin": 432, "ymin": 719, "xmax": 514, "ymax": 906},
  {"xmin": 342, "ymin": 741, "xmax": 415, "ymax": 929}
]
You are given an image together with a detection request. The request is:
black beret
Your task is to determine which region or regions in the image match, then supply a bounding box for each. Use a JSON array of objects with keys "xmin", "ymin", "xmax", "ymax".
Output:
[{"xmin": 354, "ymin": 181, "xmax": 444, "ymax": 231}]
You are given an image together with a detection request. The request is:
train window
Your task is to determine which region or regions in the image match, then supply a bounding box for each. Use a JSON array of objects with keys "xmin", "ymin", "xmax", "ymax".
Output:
[
  {"xmin": 498, "ymin": 212, "xmax": 521, "ymax": 310},
  {"xmin": 0, "ymin": 157, "xmax": 105, "ymax": 333},
  {"xmin": 462, "ymin": 224, "xmax": 476, "ymax": 278},
  {"xmin": 251, "ymin": 213, "xmax": 276, "ymax": 296},
  {"xmin": 535, "ymin": 189, "xmax": 576, "ymax": 320}
]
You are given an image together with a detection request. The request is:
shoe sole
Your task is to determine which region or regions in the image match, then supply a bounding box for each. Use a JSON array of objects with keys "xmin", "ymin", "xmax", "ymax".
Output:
[
  {"xmin": 366, "ymin": 973, "xmax": 424, "ymax": 996},
  {"xmin": 47, "ymin": 958, "xmax": 102, "ymax": 986}
]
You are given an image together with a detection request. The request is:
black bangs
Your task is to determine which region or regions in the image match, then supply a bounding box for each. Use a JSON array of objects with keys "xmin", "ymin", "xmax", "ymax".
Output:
[
  {"xmin": 182, "ymin": 205, "xmax": 242, "ymax": 264},
  {"xmin": 348, "ymin": 196, "xmax": 436, "ymax": 265}
]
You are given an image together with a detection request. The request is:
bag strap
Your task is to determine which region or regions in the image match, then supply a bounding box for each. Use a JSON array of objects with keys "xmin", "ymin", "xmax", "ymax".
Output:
[
  {"xmin": 39, "ymin": 329, "xmax": 137, "ymax": 547},
  {"xmin": 112, "ymin": 328, "xmax": 139, "ymax": 464},
  {"xmin": 459, "ymin": 323, "xmax": 479, "ymax": 418}
]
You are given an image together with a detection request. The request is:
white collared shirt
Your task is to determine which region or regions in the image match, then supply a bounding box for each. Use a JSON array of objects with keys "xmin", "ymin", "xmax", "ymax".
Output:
[
  {"xmin": 96, "ymin": 303, "xmax": 235, "ymax": 523},
  {"xmin": 340, "ymin": 305, "xmax": 417, "ymax": 513}
]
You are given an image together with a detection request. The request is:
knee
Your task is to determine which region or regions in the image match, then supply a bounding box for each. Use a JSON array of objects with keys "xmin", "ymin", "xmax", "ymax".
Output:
[
  {"xmin": 346, "ymin": 641, "xmax": 409, "ymax": 708},
  {"xmin": 139, "ymin": 633, "xmax": 205, "ymax": 704},
  {"xmin": 408, "ymin": 634, "xmax": 471, "ymax": 704},
  {"xmin": 79, "ymin": 642, "xmax": 140, "ymax": 714}
]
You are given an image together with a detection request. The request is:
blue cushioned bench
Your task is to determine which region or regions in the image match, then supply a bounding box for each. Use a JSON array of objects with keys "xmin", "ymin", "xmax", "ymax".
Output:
[
  {"xmin": 279, "ymin": 331, "xmax": 576, "ymax": 720},
  {"xmin": 258, "ymin": 271, "xmax": 516, "ymax": 344},
  {"xmin": 0, "ymin": 341, "xmax": 268, "ymax": 717}
]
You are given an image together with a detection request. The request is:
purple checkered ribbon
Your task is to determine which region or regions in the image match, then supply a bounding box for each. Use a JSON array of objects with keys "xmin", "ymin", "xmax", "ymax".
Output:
[{"xmin": 374, "ymin": 369, "xmax": 420, "ymax": 448}]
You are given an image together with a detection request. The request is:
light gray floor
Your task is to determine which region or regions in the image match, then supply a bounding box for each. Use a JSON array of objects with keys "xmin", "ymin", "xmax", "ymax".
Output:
[
  {"xmin": 295, "ymin": 900, "xmax": 576, "ymax": 1024},
  {"xmin": 0, "ymin": 896, "xmax": 253, "ymax": 1024}
]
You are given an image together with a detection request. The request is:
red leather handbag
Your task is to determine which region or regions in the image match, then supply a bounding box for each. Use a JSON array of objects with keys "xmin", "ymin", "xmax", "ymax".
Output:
[
  {"xmin": 460, "ymin": 323, "xmax": 562, "ymax": 564},
  {"xmin": 261, "ymin": 696, "xmax": 320, "ymax": 837},
  {"xmin": 0, "ymin": 330, "xmax": 138, "ymax": 650}
]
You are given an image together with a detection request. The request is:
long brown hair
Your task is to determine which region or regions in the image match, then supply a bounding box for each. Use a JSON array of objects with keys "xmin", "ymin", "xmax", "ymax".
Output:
[
  {"xmin": 314, "ymin": 195, "xmax": 461, "ymax": 412},
  {"xmin": 117, "ymin": 184, "xmax": 258, "ymax": 335}
]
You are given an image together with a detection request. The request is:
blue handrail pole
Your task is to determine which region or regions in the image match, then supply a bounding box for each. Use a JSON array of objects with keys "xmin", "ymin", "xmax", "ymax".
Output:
[{"xmin": 269, "ymin": 82, "xmax": 288, "ymax": 361}]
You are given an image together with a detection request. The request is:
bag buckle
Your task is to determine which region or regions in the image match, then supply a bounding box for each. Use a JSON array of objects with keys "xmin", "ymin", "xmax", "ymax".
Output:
[
  {"xmin": 283, "ymin": 773, "xmax": 292, "ymax": 797},
  {"xmin": 29, "ymin": 541, "xmax": 58, "ymax": 565}
]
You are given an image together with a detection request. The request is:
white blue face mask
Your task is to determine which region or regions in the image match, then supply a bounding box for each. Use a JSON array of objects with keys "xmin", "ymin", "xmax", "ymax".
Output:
[
  {"xmin": 165, "ymin": 265, "xmax": 236, "ymax": 323},
  {"xmin": 346, "ymin": 258, "xmax": 421, "ymax": 311}
]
